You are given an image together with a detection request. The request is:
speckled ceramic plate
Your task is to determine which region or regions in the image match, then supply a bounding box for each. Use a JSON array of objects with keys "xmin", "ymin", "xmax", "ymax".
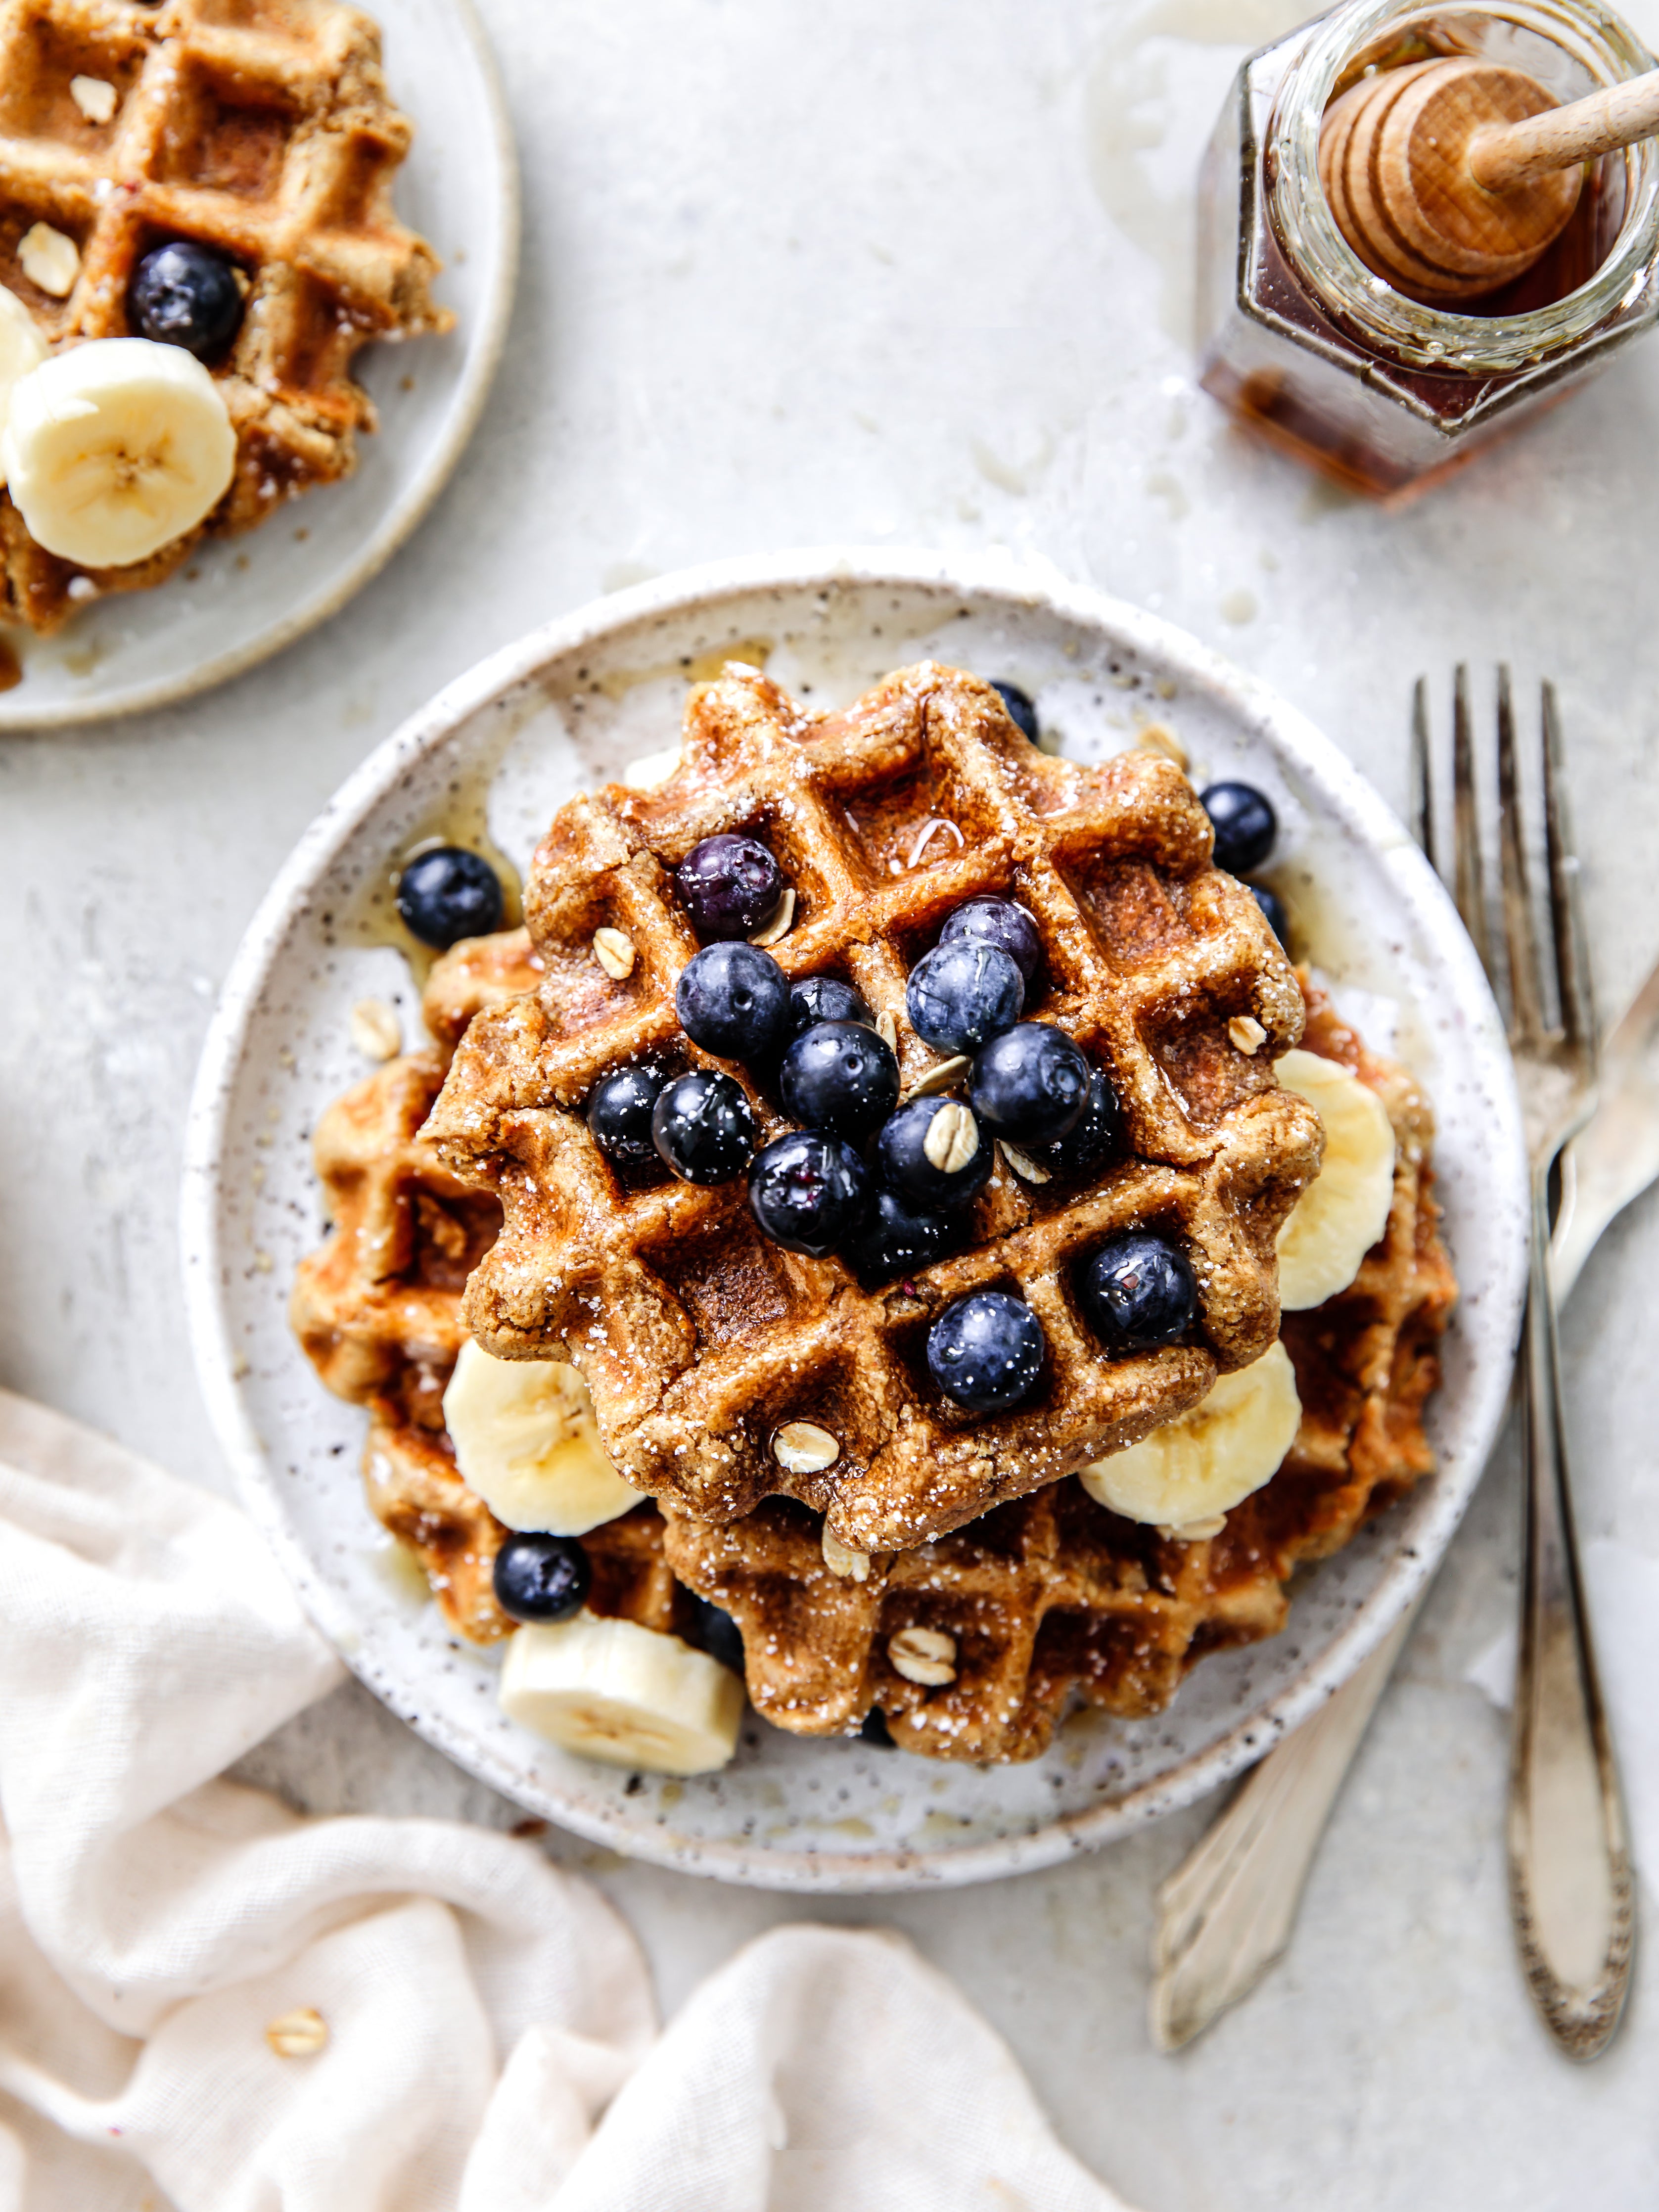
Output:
[
  {"xmin": 181, "ymin": 549, "xmax": 1528, "ymax": 1892},
  {"xmin": 0, "ymin": 0, "xmax": 516, "ymax": 731}
]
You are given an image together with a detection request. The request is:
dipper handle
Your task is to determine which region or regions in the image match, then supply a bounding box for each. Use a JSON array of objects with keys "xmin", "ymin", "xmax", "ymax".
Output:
[{"xmin": 1470, "ymin": 65, "xmax": 1659, "ymax": 191}]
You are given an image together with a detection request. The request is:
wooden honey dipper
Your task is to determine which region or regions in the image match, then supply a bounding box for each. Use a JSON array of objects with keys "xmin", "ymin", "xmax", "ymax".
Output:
[{"xmin": 1320, "ymin": 56, "xmax": 1659, "ymax": 300}]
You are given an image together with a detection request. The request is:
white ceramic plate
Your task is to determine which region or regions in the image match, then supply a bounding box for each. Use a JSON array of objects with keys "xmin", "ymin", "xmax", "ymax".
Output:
[
  {"xmin": 182, "ymin": 549, "xmax": 1529, "ymax": 1892},
  {"xmin": 0, "ymin": 0, "xmax": 516, "ymax": 731}
]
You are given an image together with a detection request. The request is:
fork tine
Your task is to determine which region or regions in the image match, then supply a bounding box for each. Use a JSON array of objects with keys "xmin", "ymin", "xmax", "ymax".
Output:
[
  {"xmin": 1451, "ymin": 665, "xmax": 1493, "ymax": 984},
  {"xmin": 1497, "ymin": 665, "xmax": 1545, "ymax": 1045},
  {"xmin": 1541, "ymin": 681, "xmax": 1597, "ymax": 1056},
  {"xmin": 1410, "ymin": 675, "xmax": 1434, "ymax": 866}
]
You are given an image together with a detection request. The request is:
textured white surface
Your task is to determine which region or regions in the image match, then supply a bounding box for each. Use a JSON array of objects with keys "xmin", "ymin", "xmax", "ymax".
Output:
[{"xmin": 2, "ymin": 0, "xmax": 1658, "ymax": 2204}]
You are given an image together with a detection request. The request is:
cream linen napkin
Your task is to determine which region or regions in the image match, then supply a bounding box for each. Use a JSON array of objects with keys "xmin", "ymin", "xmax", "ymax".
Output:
[{"xmin": 0, "ymin": 1388, "xmax": 1130, "ymax": 2212}]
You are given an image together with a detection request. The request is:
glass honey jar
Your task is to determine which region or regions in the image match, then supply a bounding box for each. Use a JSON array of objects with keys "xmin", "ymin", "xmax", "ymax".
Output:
[{"xmin": 1197, "ymin": 0, "xmax": 1659, "ymax": 497}]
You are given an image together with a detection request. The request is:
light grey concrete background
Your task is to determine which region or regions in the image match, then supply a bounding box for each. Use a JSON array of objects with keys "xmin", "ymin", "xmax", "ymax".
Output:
[{"xmin": 3, "ymin": 1, "xmax": 1658, "ymax": 2205}]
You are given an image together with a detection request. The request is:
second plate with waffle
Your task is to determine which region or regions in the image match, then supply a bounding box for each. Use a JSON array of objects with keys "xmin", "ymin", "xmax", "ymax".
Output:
[
  {"xmin": 184, "ymin": 550, "xmax": 1529, "ymax": 1891},
  {"xmin": 0, "ymin": 0, "xmax": 514, "ymax": 726}
]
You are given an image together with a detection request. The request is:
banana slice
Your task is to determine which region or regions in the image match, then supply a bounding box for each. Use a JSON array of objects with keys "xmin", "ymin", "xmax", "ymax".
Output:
[
  {"xmin": 1273, "ymin": 1048, "xmax": 1396, "ymax": 1309},
  {"xmin": 0, "ymin": 287, "xmax": 46, "ymax": 487},
  {"xmin": 500, "ymin": 1611, "xmax": 744, "ymax": 1774},
  {"xmin": 1079, "ymin": 1340, "xmax": 1301, "ymax": 1527},
  {"xmin": 0, "ymin": 337, "xmax": 235, "ymax": 566},
  {"xmin": 443, "ymin": 1337, "xmax": 640, "ymax": 1534}
]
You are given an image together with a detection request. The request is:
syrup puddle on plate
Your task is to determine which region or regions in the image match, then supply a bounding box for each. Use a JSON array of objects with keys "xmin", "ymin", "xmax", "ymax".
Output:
[{"xmin": 327, "ymin": 740, "xmax": 525, "ymax": 985}]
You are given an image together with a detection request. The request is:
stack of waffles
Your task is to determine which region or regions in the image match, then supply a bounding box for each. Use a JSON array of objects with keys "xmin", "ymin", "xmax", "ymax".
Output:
[
  {"xmin": 291, "ymin": 664, "xmax": 1456, "ymax": 1763},
  {"xmin": 0, "ymin": 0, "xmax": 450, "ymax": 630}
]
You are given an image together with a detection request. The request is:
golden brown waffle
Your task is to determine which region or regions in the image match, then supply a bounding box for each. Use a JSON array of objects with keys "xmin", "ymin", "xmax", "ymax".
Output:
[
  {"xmin": 1270, "ymin": 981, "xmax": 1457, "ymax": 1550},
  {"xmin": 425, "ymin": 662, "xmax": 1324, "ymax": 1555},
  {"xmin": 290, "ymin": 1046, "xmax": 503, "ymax": 1637},
  {"xmin": 292, "ymin": 956, "xmax": 1450, "ymax": 1761},
  {"xmin": 422, "ymin": 926, "xmax": 542, "ymax": 1053},
  {"xmin": 659, "ymin": 980, "xmax": 1457, "ymax": 1760},
  {"xmin": 0, "ymin": 0, "xmax": 451, "ymax": 632},
  {"xmin": 291, "ymin": 1005, "xmax": 686, "ymax": 1647}
]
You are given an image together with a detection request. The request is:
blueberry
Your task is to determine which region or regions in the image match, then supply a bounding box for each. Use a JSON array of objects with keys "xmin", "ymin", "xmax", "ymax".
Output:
[
  {"xmin": 747, "ymin": 1130, "xmax": 870, "ymax": 1255},
  {"xmin": 493, "ymin": 1531, "xmax": 590, "ymax": 1623},
  {"xmin": 906, "ymin": 941, "xmax": 1023, "ymax": 1056},
  {"xmin": 927, "ymin": 1290, "xmax": 1046, "ymax": 1413},
  {"xmin": 676, "ymin": 942, "xmax": 791, "ymax": 1060},
  {"xmin": 1080, "ymin": 1231, "xmax": 1197, "ymax": 1351},
  {"xmin": 683, "ymin": 1593, "xmax": 745, "ymax": 1675},
  {"xmin": 788, "ymin": 975, "xmax": 873, "ymax": 1039},
  {"xmin": 859, "ymin": 1705, "xmax": 897, "ymax": 1748},
  {"xmin": 128, "ymin": 240, "xmax": 245, "ymax": 357},
  {"xmin": 396, "ymin": 846, "xmax": 505, "ymax": 949},
  {"xmin": 1031, "ymin": 1065, "xmax": 1120, "ymax": 1179},
  {"xmin": 587, "ymin": 1065, "xmax": 665, "ymax": 1168},
  {"xmin": 940, "ymin": 896, "xmax": 1044, "ymax": 984},
  {"xmin": 991, "ymin": 681, "xmax": 1040, "ymax": 743},
  {"xmin": 651, "ymin": 1069, "xmax": 757, "ymax": 1184},
  {"xmin": 780, "ymin": 1020, "xmax": 899, "ymax": 1142},
  {"xmin": 1250, "ymin": 882, "xmax": 1290, "ymax": 947},
  {"xmin": 676, "ymin": 833, "xmax": 785, "ymax": 940},
  {"xmin": 842, "ymin": 1187, "xmax": 959, "ymax": 1283},
  {"xmin": 1200, "ymin": 782, "xmax": 1277, "ymax": 875},
  {"xmin": 969, "ymin": 1023, "xmax": 1090, "ymax": 1144},
  {"xmin": 876, "ymin": 1096, "xmax": 993, "ymax": 1210}
]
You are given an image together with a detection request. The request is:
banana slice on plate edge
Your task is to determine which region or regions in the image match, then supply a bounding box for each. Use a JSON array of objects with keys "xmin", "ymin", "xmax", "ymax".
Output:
[
  {"xmin": 500, "ymin": 1612, "xmax": 745, "ymax": 1776},
  {"xmin": 1079, "ymin": 1339, "xmax": 1302, "ymax": 1531},
  {"xmin": 1272, "ymin": 1048, "xmax": 1398, "ymax": 1310},
  {"xmin": 443, "ymin": 1337, "xmax": 641, "ymax": 1535}
]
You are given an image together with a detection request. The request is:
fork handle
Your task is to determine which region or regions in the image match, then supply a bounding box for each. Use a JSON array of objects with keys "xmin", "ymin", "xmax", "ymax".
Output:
[{"xmin": 1507, "ymin": 1176, "xmax": 1635, "ymax": 2058}]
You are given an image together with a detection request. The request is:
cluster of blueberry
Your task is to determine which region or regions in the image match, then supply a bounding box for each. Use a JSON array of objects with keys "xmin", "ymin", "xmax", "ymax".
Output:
[
  {"xmin": 389, "ymin": 705, "xmax": 1280, "ymax": 1436},
  {"xmin": 581, "ymin": 830, "xmax": 1199, "ymax": 1415}
]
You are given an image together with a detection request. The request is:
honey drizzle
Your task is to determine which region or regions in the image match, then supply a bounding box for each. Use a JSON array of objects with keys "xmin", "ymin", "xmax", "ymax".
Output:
[{"xmin": 590, "ymin": 638, "xmax": 772, "ymax": 702}]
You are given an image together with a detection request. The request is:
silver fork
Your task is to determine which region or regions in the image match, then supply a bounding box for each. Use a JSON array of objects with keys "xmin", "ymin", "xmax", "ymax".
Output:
[
  {"xmin": 1423, "ymin": 666, "xmax": 1633, "ymax": 2058},
  {"xmin": 1150, "ymin": 671, "xmax": 1637, "ymax": 2059}
]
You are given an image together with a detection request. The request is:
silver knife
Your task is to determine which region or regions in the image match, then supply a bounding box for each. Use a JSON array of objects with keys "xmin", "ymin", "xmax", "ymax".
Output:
[
  {"xmin": 1149, "ymin": 955, "xmax": 1659, "ymax": 2051},
  {"xmin": 1551, "ymin": 956, "xmax": 1659, "ymax": 1300}
]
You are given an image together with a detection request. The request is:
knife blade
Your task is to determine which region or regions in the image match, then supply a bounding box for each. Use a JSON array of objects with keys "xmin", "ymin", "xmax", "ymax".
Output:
[{"xmin": 1552, "ymin": 952, "xmax": 1659, "ymax": 1299}]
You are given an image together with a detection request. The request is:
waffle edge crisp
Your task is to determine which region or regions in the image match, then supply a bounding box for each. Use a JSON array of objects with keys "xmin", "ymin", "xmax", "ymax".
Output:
[
  {"xmin": 0, "ymin": 0, "xmax": 452, "ymax": 632},
  {"xmin": 422, "ymin": 661, "xmax": 1325, "ymax": 1554}
]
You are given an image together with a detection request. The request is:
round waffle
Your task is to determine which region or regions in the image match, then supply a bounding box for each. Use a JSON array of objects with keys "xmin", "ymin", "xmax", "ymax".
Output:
[
  {"xmin": 291, "ymin": 954, "xmax": 1452, "ymax": 1762},
  {"xmin": 0, "ymin": 0, "xmax": 452, "ymax": 632},
  {"xmin": 424, "ymin": 662, "xmax": 1324, "ymax": 1555}
]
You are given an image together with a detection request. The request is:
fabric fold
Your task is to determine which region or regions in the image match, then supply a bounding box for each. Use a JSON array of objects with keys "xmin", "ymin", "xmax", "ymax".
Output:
[{"xmin": 0, "ymin": 1388, "xmax": 1129, "ymax": 2212}]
